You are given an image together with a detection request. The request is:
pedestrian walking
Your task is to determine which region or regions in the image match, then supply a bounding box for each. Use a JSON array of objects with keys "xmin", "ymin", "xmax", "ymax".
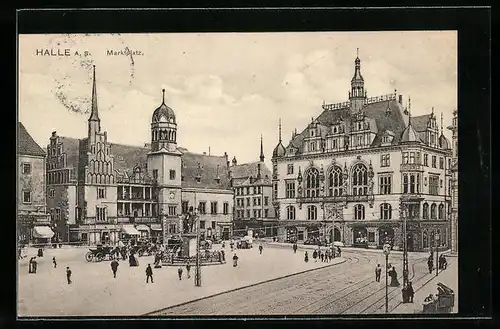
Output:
[
  {"xmin": 230, "ymin": 240, "xmax": 234, "ymax": 251},
  {"xmin": 375, "ymin": 264, "xmax": 382, "ymax": 282},
  {"xmin": 146, "ymin": 264, "xmax": 154, "ymax": 283},
  {"xmin": 407, "ymin": 282, "xmax": 414, "ymax": 303},
  {"xmin": 337, "ymin": 246, "xmax": 342, "ymax": 257},
  {"xmin": 221, "ymin": 249, "xmax": 225, "ymax": 261},
  {"xmin": 304, "ymin": 251, "xmax": 309, "ymax": 263},
  {"xmin": 32, "ymin": 257, "xmax": 38, "ymax": 274},
  {"xmin": 53, "ymin": 256, "xmax": 57, "ymax": 268},
  {"xmin": 186, "ymin": 262, "xmax": 191, "ymax": 278},
  {"xmin": 110, "ymin": 259, "xmax": 119, "ymax": 278},
  {"xmin": 320, "ymin": 251, "xmax": 324, "ymax": 262},
  {"xmin": 427, "ymin": 257, "xmax": 433, "ymax": 274},
  {"xmin": 177, "ymin": 266, "xmax": 183, "ymax": 280},
  {"xmin": 37, "ymin": 248, "xmax": 44, "ymax": 257},
  {"xmin": 259, "ymin": 244, "xmax": 263, "ymax": 255},
  {"xmin": 312, "ymin": 249, "xmax": 318, "ymax": 262},
  {"xmin": 28, "ymin": 257, "xmax": 34, "ymax": 273},
  {"xmin": 66, "ymin": 267, "xmax": 72, "ymax": 284},
  {"xmin": 232, "ymin": 253, "xmax": 239, "ymax": 267},
  {"xmin": 222, "ymin": 241, "xmax": 225, "ymax": 248},
  {"xmin": 293, "ymin": 243, "xmax": 298, "ymax": 253}
]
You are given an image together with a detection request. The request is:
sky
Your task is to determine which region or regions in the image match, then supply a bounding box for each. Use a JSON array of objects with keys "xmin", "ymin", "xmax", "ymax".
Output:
[{"xmin": 19, "ymin": 31, "xmax": 457, "ymax": 170}]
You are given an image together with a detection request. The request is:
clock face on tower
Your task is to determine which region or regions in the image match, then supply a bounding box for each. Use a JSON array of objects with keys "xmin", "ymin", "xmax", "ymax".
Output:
[{"xmin": 169, "ymin": 192, "xmax": 175, "ymax": 200}]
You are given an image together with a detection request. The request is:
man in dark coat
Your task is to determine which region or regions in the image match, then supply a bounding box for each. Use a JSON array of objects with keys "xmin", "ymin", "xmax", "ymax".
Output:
[
  {"xmin": 293, "ymin": 243, "xmax": 298, "ymax": 253},
  {"xmin": 232, "ymin": 253, "xmax": 239, "ymax": 267},
  {"xmin": 66, "ymin": 267, "xmax": 72, "ymax": 284},
  {"xmin": 31, "ymin": 257, "xmax": 38, "ymax": 274},
  {"xmin": 312, "ymin": 250, "xmax": 318, "ymax": 262},
  {"xmin": 53, "ymin": 256, "xmax": 57, "ymax": 268},
  {"xmin": 407, "ymin": 282, "xmax": 415, "ymax": 303},
  {"xmin": 304, "ymin": 251, "xmax": 309, "ymax": 263},
  {"xmin": 259, "ymin": 244, "xmax": 263, "ymax": 254},
  {"xmin": 178, "ymin": 266, "xmax": 183, "ymax": 280},
  {"xmin": 375, "ymin": 264, "xmax": 382, "ymax": 282},
  {"xmin": 186, "ymin": 262, "xmax": 191, "ymax": 278},
  {"xmin": 146, "ymin": 264, "xmax": 153, "ymax": 283},
  {"xmin": 320, "ymin": 251, "xmax": 324, "ymax": 262},
  {"xmin": 110, "ymin": 259, "xmax": 119, "ymax": 278},
  {"xmin": 428, "ymin": 257, "xmax": 434, "ymax": 274}
]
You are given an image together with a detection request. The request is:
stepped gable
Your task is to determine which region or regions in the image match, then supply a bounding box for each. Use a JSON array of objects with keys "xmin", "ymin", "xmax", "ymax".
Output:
[{"xmin": 181, "ymin": 152, "xmax": 231, "ymax": 190}]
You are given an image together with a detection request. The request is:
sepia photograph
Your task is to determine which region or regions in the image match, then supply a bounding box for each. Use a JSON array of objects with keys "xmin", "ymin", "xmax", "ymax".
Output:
[{"xmin": 17, "ymin": 31, "xmax": 458, "ymax": 317}]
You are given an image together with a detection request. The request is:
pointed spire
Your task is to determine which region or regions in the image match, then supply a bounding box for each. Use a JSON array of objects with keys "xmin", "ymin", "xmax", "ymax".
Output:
[
  {"xmin": 161, "ymin": 89, "xmax": 166, "ymax": 104},
  {"xmin": 278, "ymin": 118, "xmax": 282, "ymax": 143},
  {"xmin": 260, "ymin": 134, "xmax": 265, "ymax": 162},
  {"xmin": 441, "ymin": 112, "xmax": 444, "ymax": 134},
  {"xmin": 408, "ymin": 96, "xmax": 412, "ymax": 125},
  {"xmin": 89, "ymin": 65, "xmax": 100, "ymax": 121}
]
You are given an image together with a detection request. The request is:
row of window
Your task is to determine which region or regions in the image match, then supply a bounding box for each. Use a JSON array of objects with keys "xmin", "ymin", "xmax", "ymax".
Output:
[
  {"xmin": 151, "ymin": 169, "xmax": 176, "ymax": 180},
  {"xmin": 235, "ymin": 197, "xmax": 269, "ymax": 207},
  {"xmin": 281, "ymin": 170, "xmax": 446, "ymax": 198},
  {"xmin": 235, "ymin": 209, "xmax": 270, "ymax": 218},
  {"xmin": 284, "ymin": 202, "xmax": 447, "ymax": 221},
  {"xmin": 47, "ymin": 170, "xmax": 71, "ymax": 185},
  {"xmin": 181, "ymin": 201, "xmax": 230, "ymax": 215},
  {"xmin": 235, "ymin": 186, "xmax": 263, "ymax": 196}
]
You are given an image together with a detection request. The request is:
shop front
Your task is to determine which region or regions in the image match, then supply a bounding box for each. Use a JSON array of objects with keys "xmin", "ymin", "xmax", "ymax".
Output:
[
  {"xmin": 136, "ymin": 224, "xmax": 150, "ymax": 240},
  {"xmin": 121, "ymin": 224, "xmax": 141, "ymax": 244},
  {"xmin": 352, "ymin": 226, "xmax": 368, "ymax": 248},
  {"xmin": 150, "ymin": 224, "xmax": 162, "ymax": 243},
  {"xmin": 32, "ymin": 225, "xmax": 55, "ymax": 246}
]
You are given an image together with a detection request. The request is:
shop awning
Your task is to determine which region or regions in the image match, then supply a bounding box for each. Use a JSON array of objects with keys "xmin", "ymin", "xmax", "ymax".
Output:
[
  {"xmin": 33, "ymin": 226, "xmax": 55, "ymax": 239},
  {"xmin": 136, "ymin": 225, "xmax": 150, "ymax": 231},
  {"xmin": 121, "ymin": 225, "xmax": 140, "ymax": 235},
  {"xmin": 150, "ymin": 224, "xmax": 162, "ymax": 231}
]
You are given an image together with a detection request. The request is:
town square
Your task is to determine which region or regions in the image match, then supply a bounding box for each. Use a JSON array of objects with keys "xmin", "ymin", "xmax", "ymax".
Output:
[{"xmin": 18, "ymin": 31, "xmax": 458, "ymax": 317}]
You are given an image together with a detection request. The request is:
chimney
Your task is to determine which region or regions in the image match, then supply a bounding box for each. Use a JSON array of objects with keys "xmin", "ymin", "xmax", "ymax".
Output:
[
  {"xmin": 398, "ymin": 95, "xmax": 403, "ymax": 105},
  {"xmin": 257, "ymin": 163, "xmax": 261, "ymax": 179}
]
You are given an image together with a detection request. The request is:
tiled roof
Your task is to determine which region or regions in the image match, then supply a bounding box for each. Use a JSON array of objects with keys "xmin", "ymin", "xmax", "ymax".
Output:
[
  {"xmin": 230, "ymin": 161, "xmax": 272, "ymax": 180},
  {"xmin": 181, "ymin": 152, "xmax": 231, "ymax": 189},
  {"xmin": 109, "ymin": 143, "xmax": 150, "ymax": 177},
  {"xmin": 285, "ymin": 99, "xmax": 407, "ymax": 155},
  {"xmin": 412, "ymin": 114, "xmax": 431, "ymax": 132},
  {"xmin": 18, "ymin": 122, "xmax": 45, "ymax": 157}
]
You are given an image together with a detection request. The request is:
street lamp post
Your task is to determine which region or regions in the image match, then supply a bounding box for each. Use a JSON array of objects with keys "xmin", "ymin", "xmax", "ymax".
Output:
[
  {"xmin": 402, "ymin": 204, "xmax": 409, "ymax": 288},
  {"xmin": 435, "ymin": 232, "xmax": 439, "ymax": 277},
  {"xmin": 383, "ymin": 242, "xmax": 391, "ymax": 313}
]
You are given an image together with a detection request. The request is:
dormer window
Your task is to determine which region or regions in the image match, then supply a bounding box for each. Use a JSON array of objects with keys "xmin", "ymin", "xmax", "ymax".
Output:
[
  {"xmin": 333, "ymin": 127, "xmax": 337, "ymax": 134},
  {"xmin": 311, "ymin": 130, "xmax": 315, "ymax": 137},
  {"xmin": 383, "ymin": 136, "xmax": 389, "ymax": 144},
  {"xmin": 310, "ymin": 142, "xmax": 316, "ymax": 151},
  {"xmin": 358, "ymin": 123, "xmax": 362, "ymax": 130}
]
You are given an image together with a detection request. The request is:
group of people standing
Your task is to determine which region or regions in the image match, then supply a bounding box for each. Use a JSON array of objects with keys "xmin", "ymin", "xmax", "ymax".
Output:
[{"xmin": 303, "ymin": 246, "xmax": 341, "ymax": 263}]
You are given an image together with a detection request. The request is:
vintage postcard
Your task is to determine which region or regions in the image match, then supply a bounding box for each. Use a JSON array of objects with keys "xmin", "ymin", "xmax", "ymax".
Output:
[{"xmin": 17, "ymin": 31, "xmax": 458, "ymax": 317}]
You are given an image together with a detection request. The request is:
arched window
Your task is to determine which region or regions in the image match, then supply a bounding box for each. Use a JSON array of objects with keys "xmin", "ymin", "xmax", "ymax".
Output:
[
  {"xmin": 327, "ymin": 166, "xmax": 343, "ymax": 197},
  {"xmin": 438, "ymin": 204, "xmax": 444, "ymax": 219},
  {"xmin": 352, "ymin": 164, "xmax": 368, "ymax": 195},
  {"xmin": 431, "ymin": 203, "xmax": 437, "ymax": 219},
  {"xmin": 305, "ymin": 168, "xmax": 320, "ymax": 198},
  {"xmin": 354, "ymin": 204, "xmax": 365, "ymax": 220},
  {"xmin": 423, "ymin": 203, "xmax": 429, "ymax": 219},
  {"xmin": 380, "ymin": 203, "xmax": 392, "ymax": 220},
  {"xmin": 423, "ymin": 230, "xmax": 428, "ymax": 248},
  {"xmin": 307, "ymin": 205, "xmax": 317, "ymax": 220},
  {"xmin": 287, "ymin": 206, "xmax": 296, "ymax": 220}
]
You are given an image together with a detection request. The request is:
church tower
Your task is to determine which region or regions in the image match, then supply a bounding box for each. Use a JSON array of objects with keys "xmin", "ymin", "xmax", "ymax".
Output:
[
  {"xmin": 147, "ymin": 89, "xmax": 182, "ymax": 238},
  {"xmin": 349, "ymin": 48, "xmax": 367, "ymax": 114}
]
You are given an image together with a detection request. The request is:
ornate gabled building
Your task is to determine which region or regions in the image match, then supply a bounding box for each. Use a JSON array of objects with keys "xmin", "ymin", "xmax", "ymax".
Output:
[
  {"xmin": 230, "ymin": 136, "xmax": 277, "ymax": 237},
  {"xmin": 271, "ymin": 53, "xmax": 453, "ymax": 251},
  {"xmin": 46, "ymin": 66, "xmax": 233, "ymax": 245},
  {"xmin": 447, "ymin": 110, "xmax": 458, "ymax": 255}
]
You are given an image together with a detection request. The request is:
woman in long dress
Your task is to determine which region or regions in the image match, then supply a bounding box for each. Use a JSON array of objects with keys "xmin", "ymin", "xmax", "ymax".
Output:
[{"xmin": 389, "ymin": 266, "xmax": 400, "ymax": 287}]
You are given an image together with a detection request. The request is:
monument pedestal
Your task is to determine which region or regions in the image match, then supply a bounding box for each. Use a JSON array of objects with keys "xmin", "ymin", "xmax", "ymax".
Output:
[{"xmin": 181, "ymin": 234, "xmax": 197, "ymax": 258}]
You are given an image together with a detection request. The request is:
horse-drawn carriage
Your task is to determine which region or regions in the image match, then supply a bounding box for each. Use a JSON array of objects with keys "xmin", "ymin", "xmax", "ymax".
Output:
[{"xmin": 85, "ymin": 245, "xmax": 120, "ymax": 262}]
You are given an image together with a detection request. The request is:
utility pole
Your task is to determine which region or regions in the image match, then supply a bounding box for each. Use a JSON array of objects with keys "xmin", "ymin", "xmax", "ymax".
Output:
[
  {"xmin": 194, "ymin": 191, "xmax": 201, "ymax": 287},
  {"xmin": 435, "ymin": 231, "xmax": 439, "ymax": 277},
  {"xmin": 383, "ymin": 242, "xmax": 391, "ymax": 313}
]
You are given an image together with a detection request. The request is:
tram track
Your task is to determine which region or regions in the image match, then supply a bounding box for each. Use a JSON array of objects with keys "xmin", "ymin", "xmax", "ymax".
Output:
[{"xmin": 149, "ymin": 253, "xmax": 371, "ymax": 316}]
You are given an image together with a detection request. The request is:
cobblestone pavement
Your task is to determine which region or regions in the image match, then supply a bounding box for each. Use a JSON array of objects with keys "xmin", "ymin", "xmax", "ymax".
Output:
[
  {"xmin": 146, "ymin": 249, "xmax": 437, "ymax": 316},
  {"xmin": 18, "ymin": 245, "xmax": 342, "ymax": 317}
]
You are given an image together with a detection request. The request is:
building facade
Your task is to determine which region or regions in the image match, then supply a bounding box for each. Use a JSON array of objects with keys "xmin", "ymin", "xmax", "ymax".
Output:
[
  {"xmin": 46, "ymin": 66, "xmax": 233, "ymax": 245},
  {"xmin": 447, "ymin": 110, "xmax": 458, "ymax": 254},
  {"xmin": 271, "ymin": 54, "xmax": 453, "ymax": 251},
  {"xmin": 230, "ymin": 137, "xmax": 277, "ymax": 237},
  {"xmin": 18, "ymin": 122, "xmax": 52, "ymax": 245}
]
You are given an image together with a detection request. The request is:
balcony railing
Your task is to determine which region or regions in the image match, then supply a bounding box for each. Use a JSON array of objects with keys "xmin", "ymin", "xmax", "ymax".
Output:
[
  {"xmin": 296, "ymin": 194, "xmax": 374, "ymax": 203},
  {"xmin": 117, "ymin": 216, "xmax": 158, "ymax": 223},
  {"xmin": 118, "ymin": 194, "xmax": 155, "ymax": 201},
  {"xmin": 400, "ymin": 163, "xmax": 424, "ymax": 172}
]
